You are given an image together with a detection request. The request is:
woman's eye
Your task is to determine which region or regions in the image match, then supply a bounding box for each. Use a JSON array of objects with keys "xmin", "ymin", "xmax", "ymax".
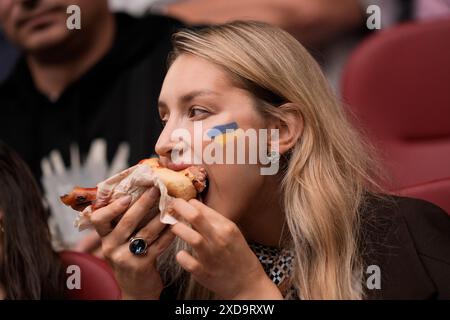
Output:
[
  {"xmin": 188, "ymin": 107, "xmax": 210, "ymax": 119},
  {"xmin": 160, "ymin": 118, "xmax": 168, "ymax": 127}
]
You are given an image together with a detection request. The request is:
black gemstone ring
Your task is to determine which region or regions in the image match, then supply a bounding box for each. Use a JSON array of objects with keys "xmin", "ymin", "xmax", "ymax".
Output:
[{"xmin": 129, "ymin": 237, "xmax": 148, "ymax": 256}]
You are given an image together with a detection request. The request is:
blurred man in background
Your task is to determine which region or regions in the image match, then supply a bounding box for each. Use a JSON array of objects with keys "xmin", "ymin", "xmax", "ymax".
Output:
[
  {"xmin": 162, "ymin": 0, "xmax": 449, "ymax": 90},
  {"xmin": 0, "ymin": 0, "xmax": 182, "ymax": 250}
]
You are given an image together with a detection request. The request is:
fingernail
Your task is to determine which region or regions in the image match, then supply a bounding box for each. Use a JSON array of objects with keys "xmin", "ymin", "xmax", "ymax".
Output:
[{"xmin": 119, "ymin": 195, "xmax": 132, "ymax": 206}]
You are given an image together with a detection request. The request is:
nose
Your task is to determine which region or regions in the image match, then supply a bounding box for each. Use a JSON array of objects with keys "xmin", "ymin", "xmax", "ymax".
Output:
[
  {"xmin": 155, "ymin": 123, "xmax": 178, "ymax": 160},
  {"xmin": 156, "ymin": 119, "xmax": 194, "ymax": 165}
]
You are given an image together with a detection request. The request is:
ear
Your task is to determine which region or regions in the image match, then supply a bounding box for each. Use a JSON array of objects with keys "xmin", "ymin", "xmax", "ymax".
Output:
[{"xmin": 266, "ymin": 103, "xmax": 304, "ymax": 155}]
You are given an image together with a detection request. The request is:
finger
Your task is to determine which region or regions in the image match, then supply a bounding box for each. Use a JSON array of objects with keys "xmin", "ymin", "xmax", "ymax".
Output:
[
  {"xmin": 134, "ymin": 214, "xmax": 168, "ymax": 246},
  {"xmin": 147, "ymin": 228, "xmax": 177, "ymax": 261},
  {"xmin": 175, "ymin": 250, "xmax": 203, "ymax": 276},
  {"xmin": 73, "ymin": 231, "xmax": 101, "ymax": 253},
  {"xmin": 189, "ymin": 200, "xmax": 244, "ymax": 255},
  {"xmin": 169, "ymin": 198, "xmax": 214, "ymax": 239},
  {"xmin": 106, "ymin": 228, "xmax": 175, "ymax": 271},
  {"xmin": 188, "ymin": 199, "xmax": 226, "ymax": 222},
  {"xmin": 170, "ymin": 221, "xmax": 207, "ymax": 253},
  {"xmin": 111, "ymin": 187, "xmax": 160, "ymax": 243},
  {"xmin": 188, "ymin": 199, "xmax": 233, "ymax": 234},
  {"xmin": 91, "ymin": 195, "xmax": 132, "ymax": 237},
  {"xmin": 91, "ymin": 246, "xmax": 104, "ymax": 259}
]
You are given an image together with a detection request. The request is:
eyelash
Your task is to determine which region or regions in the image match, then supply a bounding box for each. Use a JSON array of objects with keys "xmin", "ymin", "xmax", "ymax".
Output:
[
  {"xmin": 160, "ymin": 106, "xmax": 211, "ymax": 127},
  {"xmin": 188, "ymin": 106, "xmax": 210, "ymax": 119}
]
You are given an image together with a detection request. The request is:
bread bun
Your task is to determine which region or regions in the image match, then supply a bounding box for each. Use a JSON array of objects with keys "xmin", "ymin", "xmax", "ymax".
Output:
[{"xmin": 140, "ymin": 158, "xmax": 197, "ymax": 200}]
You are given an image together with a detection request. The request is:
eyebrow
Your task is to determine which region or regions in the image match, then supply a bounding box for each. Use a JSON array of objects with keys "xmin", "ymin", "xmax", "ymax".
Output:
[{"xmin": 158, "ymin": 90, "xmax": 221, "ymax": 109}]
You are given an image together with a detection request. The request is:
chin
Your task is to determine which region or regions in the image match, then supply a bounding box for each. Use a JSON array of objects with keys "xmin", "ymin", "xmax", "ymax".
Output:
[{"xmin": 201, "ymin": 185, "xmax": 240, "ymax": 221}]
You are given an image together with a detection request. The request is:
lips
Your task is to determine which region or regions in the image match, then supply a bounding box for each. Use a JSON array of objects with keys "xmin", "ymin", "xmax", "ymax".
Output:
[
  {"xmin": 17, "ymin": 6, "xmax": 62, "ymax": 30},
  {"xmin": 199, "ymin": 177, "xmax": 210, "ymax": 201},
  {"xmin": 165, "ymin": 161, "xmax": 193, "ymax": 171}
]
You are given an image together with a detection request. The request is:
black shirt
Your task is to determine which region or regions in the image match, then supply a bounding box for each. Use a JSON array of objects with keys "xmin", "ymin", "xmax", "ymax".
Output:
[{"xmin": 0, "ymin": 13, "xmax": 183, "ymax": 181}]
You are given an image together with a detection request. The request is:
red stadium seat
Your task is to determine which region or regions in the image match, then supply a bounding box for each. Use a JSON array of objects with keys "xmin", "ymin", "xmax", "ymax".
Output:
[
  {"xmin": 342, "ymin": 18, "xmax": 450, "ymax": 191},
  {"xmin": 394, "ymin": 178, "xmax": 450, "ymax": 215},
  {"xmin": 60, "ymin": 251, "xmax": 121, "ymax": 300}
]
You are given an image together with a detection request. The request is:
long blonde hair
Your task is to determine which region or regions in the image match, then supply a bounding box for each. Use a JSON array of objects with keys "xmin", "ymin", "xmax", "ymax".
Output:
[{"xmin": 157, "ymin": 21, "xmax": 384, "ymax": 300}]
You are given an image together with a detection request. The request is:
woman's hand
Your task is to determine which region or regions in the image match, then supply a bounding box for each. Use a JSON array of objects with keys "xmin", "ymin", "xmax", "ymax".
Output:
[
  {"xmin": 90, "ymin": 187, "xmax": 176, "ymax": 300},
  {"xmin": 73, "ymin": 231, "xmax": 103, "ymax": 258},
  {"xmin": 169, "ymin": 199, "xmax": 283, "ymax": 300}
]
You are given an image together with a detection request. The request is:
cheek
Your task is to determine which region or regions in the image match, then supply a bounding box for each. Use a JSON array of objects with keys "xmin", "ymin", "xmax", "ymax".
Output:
[
  {"xmin": 206, "ymin": 162, "xmax": 263, "ymax": 221},
  {"xmin": 0, "ymin": 0, "xmax": 13, "ymax": 14},
  {"xmin": 0, "ymin": 1, "xmax": 15, "ymax": 32},
  {"xmin": 63, "ymin": 0, "xmax": 89, "ymax": 9},
  {"xmin": 72, "ymin": 0, "xmax": 106, "ymax": 25}
]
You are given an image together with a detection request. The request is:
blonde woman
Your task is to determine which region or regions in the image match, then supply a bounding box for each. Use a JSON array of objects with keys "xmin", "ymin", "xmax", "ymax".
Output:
[{"xmin": 90, "ymin": 21, "xmax": 450, "ymax": 300}]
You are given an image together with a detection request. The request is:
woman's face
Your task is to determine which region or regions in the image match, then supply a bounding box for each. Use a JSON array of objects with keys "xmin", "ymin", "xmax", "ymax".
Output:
[{"xmin": 156, "ymin": 54, "xmax": 275, "ymax": 222}]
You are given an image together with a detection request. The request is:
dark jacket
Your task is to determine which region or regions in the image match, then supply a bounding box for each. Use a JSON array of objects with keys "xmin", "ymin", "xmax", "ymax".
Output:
[
  {"xmin": 0, "ymin": 13, "xmax": 183, "ymax": 181},
  {"xmin": 361, "ymin": 195, "xmax": 450, "ymax": 299}
]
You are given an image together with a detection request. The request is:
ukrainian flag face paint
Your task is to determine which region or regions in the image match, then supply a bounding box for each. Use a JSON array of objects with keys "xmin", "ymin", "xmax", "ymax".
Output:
[{"xmin": 206, "ymin": 122, "xmax": 244, "ymax": 145}]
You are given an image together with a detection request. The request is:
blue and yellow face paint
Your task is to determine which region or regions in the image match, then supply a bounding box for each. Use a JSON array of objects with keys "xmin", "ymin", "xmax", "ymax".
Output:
[{"xmin": 206, "ymin": 122, "xmax": 243, "ymax": 145}]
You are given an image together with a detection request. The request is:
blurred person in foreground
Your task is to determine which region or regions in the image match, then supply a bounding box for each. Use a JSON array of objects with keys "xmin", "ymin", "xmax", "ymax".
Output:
[{"xmin": 0, "ymin": 141, "xmax": 65, "ymax": 299}]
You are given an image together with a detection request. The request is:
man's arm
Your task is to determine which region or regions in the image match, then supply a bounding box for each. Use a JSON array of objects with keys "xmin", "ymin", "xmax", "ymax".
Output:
[{"xmin": 166, "ymin": 0, "xmax": 364, "ymax": 47}]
